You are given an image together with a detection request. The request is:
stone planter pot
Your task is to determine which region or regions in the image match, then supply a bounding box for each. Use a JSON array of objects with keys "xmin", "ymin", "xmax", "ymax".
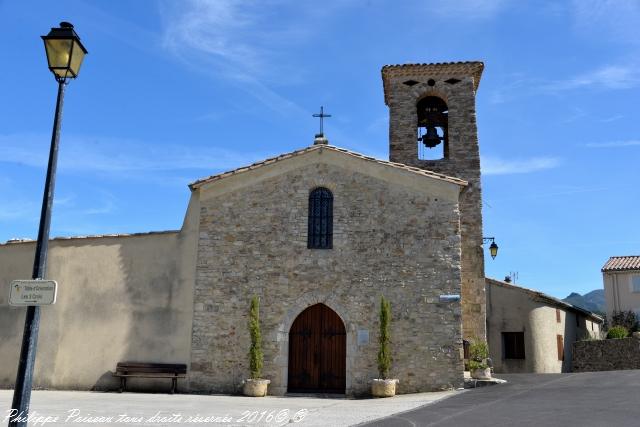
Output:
[
  {"xmin": 243, "ymin": 379, "xmax": 270, "ymax": 397},
  {"xmin": 371, "ymin": 379, "xmax": 399, "ymax": 397},
  {"xmin": 471, "ymin": 368, "xmax": 491, "ymax": 380}
]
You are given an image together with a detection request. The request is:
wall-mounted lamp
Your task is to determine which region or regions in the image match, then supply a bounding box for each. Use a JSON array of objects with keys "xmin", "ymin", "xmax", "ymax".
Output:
[{"xmin": 483, "ymin": 237, "xmax": 499, "ymax": 260}]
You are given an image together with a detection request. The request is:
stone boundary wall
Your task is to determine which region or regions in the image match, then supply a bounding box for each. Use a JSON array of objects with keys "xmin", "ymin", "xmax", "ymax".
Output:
[
  {"xmin": 573, "ymin": 337, "xmax": 640, "ymax": 372},
  {"xmin": 0, "ymin": 226, "xmax": 197, "ymax": 391}
]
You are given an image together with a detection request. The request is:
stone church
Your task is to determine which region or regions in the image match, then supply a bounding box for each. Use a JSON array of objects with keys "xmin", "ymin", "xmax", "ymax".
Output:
[{"xmin": 0, "ymin": 61, "xmax": 487, "ymax": 396}]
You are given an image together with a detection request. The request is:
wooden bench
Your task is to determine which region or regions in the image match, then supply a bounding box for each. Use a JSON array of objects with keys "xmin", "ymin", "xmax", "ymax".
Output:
[{"xmin": 113, "ymin": 362, "xmax": 187, "ymax": 394}]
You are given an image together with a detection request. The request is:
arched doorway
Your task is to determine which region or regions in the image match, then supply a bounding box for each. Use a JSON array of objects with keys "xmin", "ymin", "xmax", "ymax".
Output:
[{"xmin": 288, "ymin": 304, "xmax": 346, "ymax": 393}]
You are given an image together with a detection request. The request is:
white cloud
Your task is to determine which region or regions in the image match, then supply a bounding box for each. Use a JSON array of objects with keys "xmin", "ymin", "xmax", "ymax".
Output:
[
  {"xmin": 365, "ymin": 116, "xmax": 388, "ymax": 134},
  {"xmin": 561, "ymin": 107, "xmax": 587, "ymax": 124},
  {"xmin": 482, "ymin": 156, "xmax": 561, "ymax": 175},
  {"xmin": 0, "ymin": 202, "xmax": 38, "ymax": 222},
  {"xmin": 0, "ymin": 133, "xmax": 260, "ymax": 175},
  {"xmin": 493, "ymin": 185, "xmax": 610, "ymax": 201},
  {"xmin": 53, "ymin": 194, "xmax": 76, "ymax": 207},
  {"xmin": 0, "ymin": 176, "xmax": 11, "ymax": 189},
  {"xmin": 488, "ymin": 76, "xmax": 534, "ymax": 104},
  {"xmin": 80, "ymin": 192, "xmax": 117, "ymax": 216},
  {"xmin": 586, "ymin": 140, "xmax": 640, "ymax": 148},
  {"xmin": 161, "ymin": 0, "xmax": 265, "ymax": 78},
  {"xmin": 542, "ymin": 65, "xmax": 640, "ymax": 91},
  {"xmin": 431, "ymin": 0, "xmax": 509, "ymax": 19},
  {"xmin": 571, "ymin": 0, "xmax": 640, "ymax": 44},
  {"xmin": 490, "ymin": 64, "xmax": 640, "ymax": 104},
  {"xmin": 159, "ymin": 1, "xmax": 337, "ymax": 83},
  {"xmin": 158, "ymin": 1, "xmax": 349, "ymax": 117},
  {"xmin": 600, "ymin": 115, "xmax": 624, "ymax": 123}
]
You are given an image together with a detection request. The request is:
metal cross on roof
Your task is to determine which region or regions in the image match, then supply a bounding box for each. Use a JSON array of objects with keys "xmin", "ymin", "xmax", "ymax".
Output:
[{"xmin": 312, "ymin": 106, "xmax": 331, "ymax": 135}]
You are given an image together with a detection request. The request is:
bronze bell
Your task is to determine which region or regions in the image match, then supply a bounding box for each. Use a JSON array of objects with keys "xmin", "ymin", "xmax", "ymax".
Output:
[{"xmin": 421, "ymin": 125, "xmax": 442, "ymax": 148}]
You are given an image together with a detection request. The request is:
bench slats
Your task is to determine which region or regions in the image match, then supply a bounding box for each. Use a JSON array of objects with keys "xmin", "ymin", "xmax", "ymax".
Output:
[
  {"xmin": 115, "ymin": 368, "xmax": 186, "ymax": 374},
  {"xmin": 113, "ymin": 362, "xmax": 187, "ymax": 394},
  {"xmin": 113, "ymin": 373, "xmax": 186, "ymax": 377},
  {"xmin": 116, "ymin": 363, "xmax": 186, "ymax": 374},
  {"xmin": 117, "ymin": 362, "xmax": 186, "ymax": 369}
]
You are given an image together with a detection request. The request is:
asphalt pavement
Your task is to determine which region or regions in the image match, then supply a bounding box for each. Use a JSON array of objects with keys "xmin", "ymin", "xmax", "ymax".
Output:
[
  {"xmin": 4, "ymin": 371, "xmax": 640, "ymax": 426},
  {"xmin": 0, "ymin": 387, "xmax": 457, "ymax": 427},
  {"xmin": 362, "ymin": 370, "xmax": 640, "ymax": 427}
]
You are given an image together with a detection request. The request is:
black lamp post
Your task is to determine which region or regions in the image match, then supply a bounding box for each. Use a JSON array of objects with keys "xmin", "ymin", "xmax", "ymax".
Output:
[
  {"xmin": 483, "ymin": 237, "xmax": 499, "ymax": 260},
  {"xmin": 9, "ymin": 22, "xmax": 87, "ymax": 427}
]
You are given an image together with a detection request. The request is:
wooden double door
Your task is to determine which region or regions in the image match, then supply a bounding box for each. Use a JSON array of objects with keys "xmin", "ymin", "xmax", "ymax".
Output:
[{"xmin": 288, "ymin": 304, "xmax": 346, "ymax": 393}]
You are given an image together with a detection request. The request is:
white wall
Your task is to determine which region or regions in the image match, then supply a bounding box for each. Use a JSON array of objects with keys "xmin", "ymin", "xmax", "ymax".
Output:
[{"xmin": 0, "ymin": 195, "xmax": 199, "ymax": 391}]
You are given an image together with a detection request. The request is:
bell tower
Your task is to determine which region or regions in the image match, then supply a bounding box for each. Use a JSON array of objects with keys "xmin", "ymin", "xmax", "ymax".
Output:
[{"xmin": 382, "ymin": 62, "xmax": 486, "ymax": 341}]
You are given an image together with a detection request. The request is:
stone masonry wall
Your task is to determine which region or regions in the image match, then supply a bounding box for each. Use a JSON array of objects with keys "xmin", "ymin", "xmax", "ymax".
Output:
[
  {"xmin": 385, "ymin": 72, "xmax": 486, "ymax": 340},
  {"xmin": 190, "ymin": 161, "xmax": 464, "ymax": 396},
  {"xmin": 573, "ymin": 337, "xmax": 640, "ymax": 372}
]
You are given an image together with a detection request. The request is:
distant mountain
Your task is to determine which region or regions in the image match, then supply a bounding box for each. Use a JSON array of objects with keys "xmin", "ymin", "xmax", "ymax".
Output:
[{"xmin": 563, "ymin": 289, "xmax": 605, "ymax": 314}]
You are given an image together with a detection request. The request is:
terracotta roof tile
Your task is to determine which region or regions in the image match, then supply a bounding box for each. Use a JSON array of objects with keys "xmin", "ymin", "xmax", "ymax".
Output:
[
  {"xmin": 602, "ymin": 256, "xmax": 640, "ymax": 272},
  {"xmin": 189, "ymin": 144, "xmax": 468, "ymax": 190},
  {"xmin": 486, "ymin": 277, "xmax": 603, "ymax": 322}
]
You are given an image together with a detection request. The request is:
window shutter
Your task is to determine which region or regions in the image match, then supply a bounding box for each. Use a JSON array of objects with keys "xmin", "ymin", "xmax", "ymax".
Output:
[{"xmin": 557, "ymin": 335, "xmax": 564, "ymax": 361}]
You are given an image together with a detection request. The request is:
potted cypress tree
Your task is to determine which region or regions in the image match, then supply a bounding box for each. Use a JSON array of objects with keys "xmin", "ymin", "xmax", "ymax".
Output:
[
  {"xmin": 243, "ymin": 296, "xmax": 270, "ymax": 396},
  {"xmin": 371, "ymin": 295, "xmax": 399, "ymax": 397}
]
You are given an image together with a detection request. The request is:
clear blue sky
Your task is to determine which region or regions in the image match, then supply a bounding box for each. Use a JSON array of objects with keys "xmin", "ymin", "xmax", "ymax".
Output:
[{"xmin": 1, "ymin": 1, "xmax": 638, "ymax": 299}]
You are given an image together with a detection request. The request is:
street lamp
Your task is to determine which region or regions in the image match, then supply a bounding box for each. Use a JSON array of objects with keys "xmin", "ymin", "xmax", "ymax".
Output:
[
  {"xmin": 10, "ymin": 22, "xmax": 87, "ymax": 427},
  {"xmin": 42, "ymin": 22, "xmax": 87, "ymax": 80},
  {"xmin": 483, "ymin": 237, "xmax": 499, "ymax": 260}
]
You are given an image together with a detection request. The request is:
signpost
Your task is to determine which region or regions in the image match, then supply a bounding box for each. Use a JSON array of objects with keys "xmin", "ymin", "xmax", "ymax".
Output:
[{"xmin": 9, "ymin": 280, "xmax": 58, "ymax": 306}]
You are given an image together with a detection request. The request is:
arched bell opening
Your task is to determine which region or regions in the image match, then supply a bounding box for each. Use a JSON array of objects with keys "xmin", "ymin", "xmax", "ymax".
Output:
[
  {"xmin": 417, "ymin": 96, "xmax": 448, "ymax": 160},
  {"xmin": 287, "ymin": 303, "xmax": 346, "ymax": 393}
]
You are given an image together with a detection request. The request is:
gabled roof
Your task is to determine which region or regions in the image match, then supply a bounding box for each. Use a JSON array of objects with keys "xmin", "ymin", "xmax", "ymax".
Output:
[
  {"xmin": 381, "ymin": 61, "xmax": 484, "ymax": 104},
  {"xmin": 189, "ymin": 144, "xmax": 467, "ymax": 190},
  {"xmin": 486, "ymin": 277, "xmax": 604, "ymax": 323},
  {"xmin": 602, "ymin": 256, "xmax": 640, "ymax": 272}
]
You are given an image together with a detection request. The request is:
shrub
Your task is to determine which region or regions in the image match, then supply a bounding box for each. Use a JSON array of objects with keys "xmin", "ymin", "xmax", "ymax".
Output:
[
  {"xmin": 468, "ymin": 340, "xmax": 489, "ymax": 370},
  {"xmin": 377, "ymin": 295, "xmax": 392, "ymax": 379},
  {"xmin": 607, "ymin": 325, "xmax": 628, "ymax": 339},
  {"xmin": 609, "ymin": 310, "xmax": 639, "ymax": 332},
  {"xmin": 578, "ymin": 330, "xmax": 598, "ymax": 341},
  {"xmin": 248, "ymin": 296, "xmax": 263, "ymax": 379},
  {"xmin": 468, "ymin": 360, "xmax": 488, "ymax": 371}
]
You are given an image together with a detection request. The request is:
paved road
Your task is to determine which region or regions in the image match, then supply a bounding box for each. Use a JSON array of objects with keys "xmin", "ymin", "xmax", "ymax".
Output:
[
  {"xmin": 0, "ymin": 388, "xmax": 457, "ymax": 427},
  {"xmin": 362, "ymin": 371, "xmax": 640, "ymax": 427}
]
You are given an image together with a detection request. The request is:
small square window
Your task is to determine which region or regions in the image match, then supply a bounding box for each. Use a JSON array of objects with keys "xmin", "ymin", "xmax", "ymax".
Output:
[
  {"xmin": 632, "ymin": 276, "xmax": 640, "ymax": 293},
  {"xmin": 502, "ymin": 332, "xmax": 525, "ymax": 359}
]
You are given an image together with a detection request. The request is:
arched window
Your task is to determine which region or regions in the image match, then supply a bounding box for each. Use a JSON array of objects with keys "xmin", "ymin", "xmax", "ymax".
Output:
[
  {"xmin": 417, "ymin": 96, "xmax": 448, "ymax": 160},
  {"xmin": 308, "ymin": 187, "xmax": 333, "ymax": 249}
]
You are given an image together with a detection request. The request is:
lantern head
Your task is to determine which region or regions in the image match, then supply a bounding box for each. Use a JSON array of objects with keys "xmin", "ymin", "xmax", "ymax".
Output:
[{"xmin": 42, "ymin": 22, "xmax": 87, "ymax": 81}]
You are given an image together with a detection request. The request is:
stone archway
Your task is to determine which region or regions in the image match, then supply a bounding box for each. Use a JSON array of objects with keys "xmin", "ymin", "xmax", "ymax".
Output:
[{"xmin": 287, "ymin": 304, "xmax": 346, "ymax": 393}]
